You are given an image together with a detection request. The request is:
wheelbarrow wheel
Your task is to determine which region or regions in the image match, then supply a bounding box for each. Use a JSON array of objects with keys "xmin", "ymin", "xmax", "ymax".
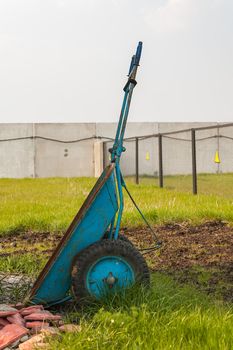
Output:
[
  {"xmin": 103, "ymin": 233, "xmax": 133, "ymax": 246},
  {"xmin": 117, "ymin": 234, "xmax": 133, "ymax": 246},
  {"xmin": 71, "ymin": 239, "xmax": 149, "ymax": 301}
]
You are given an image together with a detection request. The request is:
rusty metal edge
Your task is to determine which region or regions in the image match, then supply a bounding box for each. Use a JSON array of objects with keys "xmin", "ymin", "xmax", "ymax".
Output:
[{"xmin": 29, "ymin": 163, "xmax": 116, "ymax": 301}]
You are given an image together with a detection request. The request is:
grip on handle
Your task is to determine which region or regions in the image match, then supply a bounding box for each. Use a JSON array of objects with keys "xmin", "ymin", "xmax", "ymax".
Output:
[
  {"xmin": 135, "ymin": 41, "xmax": 142, "ymax": 66},
  {"xmin": 128, "ymin": 42, "xmax": 143, "ymax": 76}
]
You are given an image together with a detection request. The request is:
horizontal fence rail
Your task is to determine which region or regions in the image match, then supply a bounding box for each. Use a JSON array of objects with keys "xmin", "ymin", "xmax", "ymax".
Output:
[{"xmin": 0, "ymin": 122, "xmax": 233, "ymax": 144}]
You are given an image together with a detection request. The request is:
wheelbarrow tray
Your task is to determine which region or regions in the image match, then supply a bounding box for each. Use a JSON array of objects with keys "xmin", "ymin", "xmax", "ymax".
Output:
[{"xmin": 29, "ymin": 164, "xmax": 118, "ymax": 305}]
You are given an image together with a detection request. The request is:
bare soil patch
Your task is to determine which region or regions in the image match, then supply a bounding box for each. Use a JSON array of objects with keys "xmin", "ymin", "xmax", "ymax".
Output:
[
  {"xmin": 124, "ymin": 221, "xmax": 233, "ymax": 302},
  {"xmin": 1, "ymin": 221, "xmax": 233, "ymax": 302}
]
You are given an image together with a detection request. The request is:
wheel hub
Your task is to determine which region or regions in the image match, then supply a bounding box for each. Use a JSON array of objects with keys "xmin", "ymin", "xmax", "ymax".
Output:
[
  {"xmin": 86, "ymin": 256, "xmax": 135, "ymax": 298},
  {"xmin": 104, "ymin": 272, "xmax": 118, "ymax": 288}
]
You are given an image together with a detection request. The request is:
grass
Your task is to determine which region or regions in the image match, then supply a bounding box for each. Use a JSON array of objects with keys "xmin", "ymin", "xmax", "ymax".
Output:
[
  {"xmin": 1, "ymin": 253, "xmax": 233, "ymax": 349},
  {"xmin": 49, "ymin": 273, "xmax": 233, "ymax": 350},
  {"xmin": 0, "ymin": 253, "xmax": 47, "ymax": 276},
  {"xmin": 136, "ymin": 172, "xmax": 233, "ymax": 198},
  {"xmin": 0, "ymin": 174, "xmax": 233, "ymax": 349},
  {"xmin": 0, "ymin": 173, "xmax": 233, "ymax": 235}
]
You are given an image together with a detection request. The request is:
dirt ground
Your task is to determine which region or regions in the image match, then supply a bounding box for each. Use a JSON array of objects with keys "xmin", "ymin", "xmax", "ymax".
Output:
[
  {"xmin": 1, "ymin": 221, "xmax": 233, "ymax": 302},
  {"xmin": 125, "ymin": 221, "xmax": 233, "ymax": 302}
]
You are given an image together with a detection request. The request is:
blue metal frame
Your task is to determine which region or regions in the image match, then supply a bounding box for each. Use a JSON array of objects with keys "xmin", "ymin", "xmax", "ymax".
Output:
[{"xmin": 110, "ymin": 41, "xmax": 142, "ymax": 240}]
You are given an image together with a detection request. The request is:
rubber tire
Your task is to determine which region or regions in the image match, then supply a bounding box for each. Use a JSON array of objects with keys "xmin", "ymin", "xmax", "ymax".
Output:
[
  {"xmin": 71, "ymin": 240, "xmax": 150, "ymax": 301},
  {"xmin": 103, "ymin": 233, "xmax": 133, "ymax": 246}
]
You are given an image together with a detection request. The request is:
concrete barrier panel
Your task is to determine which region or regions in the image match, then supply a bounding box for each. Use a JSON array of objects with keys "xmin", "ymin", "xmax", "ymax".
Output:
[
  {"xmin": 0, "ymin": 122, "xmax": 232, "ymax": 178},
  {"xmin": 218, "ymin": 125, "xmax": 233, "ymax": 173},
  {"xmin": 97, "ymin": 122, "xmax": 158, "ymax": 176},
  {"xmin": 159, "ymin": 123, "xmax": 217, "ymax": 175},
  {"xmin": 196, "ymin": 127, "xmax": 218, "ymax": 174},
  {"xmin": 0, "ymin": 124, "xmax": 34, "ymax": 178},
  {"xmin": 34, "ymin": 123, "xmax": 95, "ymax": 177}
]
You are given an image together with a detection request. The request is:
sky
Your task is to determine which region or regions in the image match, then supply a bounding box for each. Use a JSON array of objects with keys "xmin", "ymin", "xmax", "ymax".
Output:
[{"xmin": 0, "ymin": 0, "xmax": 233, "ymax": 123}]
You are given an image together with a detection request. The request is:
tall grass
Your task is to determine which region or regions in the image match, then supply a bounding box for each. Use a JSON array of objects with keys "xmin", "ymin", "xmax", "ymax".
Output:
[
  {"xmin": 49, "ymin": 273, "xmax": 233, "ymax": 350},
  {"xmin": 0, "ymin": 175, "xmax": 233, "ymax": 235}
]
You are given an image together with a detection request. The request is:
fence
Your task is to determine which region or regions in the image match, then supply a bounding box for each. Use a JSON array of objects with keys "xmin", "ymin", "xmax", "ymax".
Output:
[
  {"xmin": 0, "ymin": 122, "xmax": 233, "ymax": 193},
  {"xmin": 103, "ymin": 122, "xmax": 233, "ymax": 194}
]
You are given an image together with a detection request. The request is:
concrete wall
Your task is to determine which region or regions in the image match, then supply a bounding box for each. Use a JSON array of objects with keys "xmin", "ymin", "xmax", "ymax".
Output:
[
  {"xmin": 0, "ymin": 122, "xmax": 232, "ymax": 178},
  {"xmin": 97, "ymin": 122, "xmax": 158, "ymax": 176},
  {"xmin": 159, "ymin": 123, "xmax": 218, "ymax": 175},
  {"xmin": 218, "ymin": 125, "xmax": 233, "ymax": 173},
  {"xmin": 0, "ymin": 124, "xmax": 35, "ymax": 178},
  {"xmin": 101, "ymin": 122, "xmax": 233, "ymax": 176},
  {"xmin": 34, "ymin": 123, "xmax": 95, "ymax": 177}
]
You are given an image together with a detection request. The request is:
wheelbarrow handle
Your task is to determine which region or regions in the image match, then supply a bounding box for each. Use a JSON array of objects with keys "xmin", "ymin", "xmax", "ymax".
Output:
[
  {"xmin": 111, "ymin": 41, "xmax": 143, "ymax": 162},
  {"xmin": 128, "ymin": 42, "xmax": 143, "ymax": 76},
  {"xmin": 135, "ymin": 41, "xmax": 142, "ymax": 66}
]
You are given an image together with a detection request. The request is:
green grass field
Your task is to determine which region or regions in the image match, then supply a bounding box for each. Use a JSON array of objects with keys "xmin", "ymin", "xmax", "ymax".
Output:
[
  {"xmin": 130, "ymin": 172, "xmax": 233, "ymax": 198},
  {"xmin": 0, "ymin": 173, "xmax": 233, "ymax": 349},
  {"xmin": 50, "ymin": 274, "xmax": 233, "ymax": 350},
  {"xmin": 0, "ymin": 173, "xmax": 233, "ymax": 236}
]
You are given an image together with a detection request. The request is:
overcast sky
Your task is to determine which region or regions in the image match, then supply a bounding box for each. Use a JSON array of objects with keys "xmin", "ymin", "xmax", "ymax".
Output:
[{"xmin": 0, "ymin": 0, "xmax": 233, "ymax": 123}]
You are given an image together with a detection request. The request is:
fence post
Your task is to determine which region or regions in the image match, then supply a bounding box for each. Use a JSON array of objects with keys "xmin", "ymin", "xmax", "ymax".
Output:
[
  {"xmin": 158, "ymin": 134, "xmax": 163, "ymax": 188},
  {"xmin": 191, "ymin": 129, "xmax": 197, "ymax": 195},
  {"xmin": 135, "ymin": 137, "xmax": 139, "ymax": 184}
]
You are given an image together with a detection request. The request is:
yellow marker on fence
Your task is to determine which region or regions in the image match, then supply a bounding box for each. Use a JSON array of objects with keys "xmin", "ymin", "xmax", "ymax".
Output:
[
  {"xmin": 146, "ymin": 152, "xmax": 150, "ymax": 160},
  {"xmin": 214, "ymin": 150, "xmax": 220, "ymax": 163}
]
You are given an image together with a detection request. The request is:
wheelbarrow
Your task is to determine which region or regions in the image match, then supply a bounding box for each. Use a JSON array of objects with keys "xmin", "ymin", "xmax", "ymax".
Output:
[{"xmin": 29, "ymin": 42, "xmax": 161, "ymax": 306}]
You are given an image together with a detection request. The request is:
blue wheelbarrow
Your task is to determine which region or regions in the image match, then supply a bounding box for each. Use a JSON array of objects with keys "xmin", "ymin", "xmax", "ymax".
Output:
[{"xmin": 29, "ymin": 42, "xmax": 161, "ymax": 306}]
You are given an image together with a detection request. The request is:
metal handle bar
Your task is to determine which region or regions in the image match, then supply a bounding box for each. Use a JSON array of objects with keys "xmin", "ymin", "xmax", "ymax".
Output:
[
  {"xmin": 110, "ymin": 42, "xmax": 142, "ymax": 162},
  {"xmin": 135, "ymin": 41, "xmax": 142, "ymax": 66}
]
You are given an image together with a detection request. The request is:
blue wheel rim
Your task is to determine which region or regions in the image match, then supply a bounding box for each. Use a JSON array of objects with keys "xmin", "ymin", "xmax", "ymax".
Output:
[{"xmin": 86, "ymin": 256, "xmax": 135, "ymax": 298}]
